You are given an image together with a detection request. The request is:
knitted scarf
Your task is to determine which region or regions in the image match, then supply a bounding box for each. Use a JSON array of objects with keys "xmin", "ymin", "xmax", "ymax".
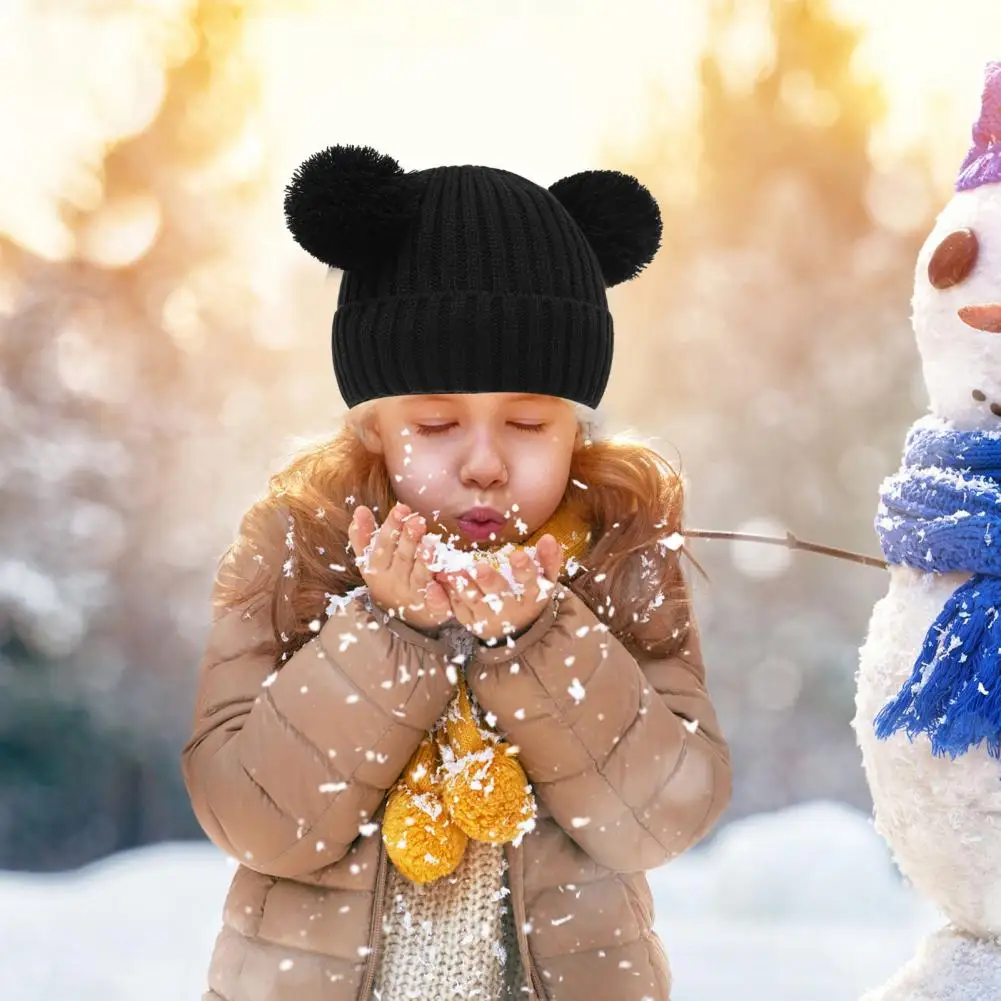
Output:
[
  {"xmin": 381, "ymin": 505, "xmax": 592, "ymax": 884},
  {"xmin": 873, "ymin": 417, "xmax": 1001, "ymax": 759}
]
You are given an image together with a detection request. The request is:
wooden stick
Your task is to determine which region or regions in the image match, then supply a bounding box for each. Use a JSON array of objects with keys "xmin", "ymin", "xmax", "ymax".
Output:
[{"xmin": 683, "ymin": 528, "xmax": 888, "ymax": 570}]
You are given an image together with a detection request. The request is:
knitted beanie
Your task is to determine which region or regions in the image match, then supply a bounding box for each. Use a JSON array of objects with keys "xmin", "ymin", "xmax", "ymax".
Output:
[
  {"xmin": 283, "ymin": 145, "xmax": 662, "ymax": 409},
  {"xmin": 957, "ymin": 61, "xmax": 1001, "ymax": 192}
]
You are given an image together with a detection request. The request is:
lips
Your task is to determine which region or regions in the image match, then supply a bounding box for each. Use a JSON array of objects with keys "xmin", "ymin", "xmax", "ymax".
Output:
[
  {"xmin": 456, "ymin": 507, "xmax": 507, "ymax": 543},
  {"xmin": 958, "ymin": 303, "xmax": 1001, "ymax": 332}
]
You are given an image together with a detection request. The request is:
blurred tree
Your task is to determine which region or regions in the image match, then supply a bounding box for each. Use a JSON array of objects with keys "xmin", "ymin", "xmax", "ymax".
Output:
[
  {"xmin": 0, "ymin": 0, "xmax": 297, "ymax": 869},
  {"xmin": 606, "ymin": 0, "xmax": 940, "ymax": 823},
  {"xmin": 699, "ymin": 0, "xmax": 884, "ymax": 245}
]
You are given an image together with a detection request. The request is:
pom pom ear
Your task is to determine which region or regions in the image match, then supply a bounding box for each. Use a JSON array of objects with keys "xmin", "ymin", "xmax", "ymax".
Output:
[
  {"xmin": 549, "ymin": 170, "xmax": 662, "ymax": 286},
  {"xmin": 283, "ymin": 145, "xmax": 422, "ymax": 271}
]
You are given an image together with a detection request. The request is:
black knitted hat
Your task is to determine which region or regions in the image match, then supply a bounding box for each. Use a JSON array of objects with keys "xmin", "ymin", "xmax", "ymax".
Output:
[{"xmin": 283, "ymin": 145, "xmax": 662, "ymax": 409}]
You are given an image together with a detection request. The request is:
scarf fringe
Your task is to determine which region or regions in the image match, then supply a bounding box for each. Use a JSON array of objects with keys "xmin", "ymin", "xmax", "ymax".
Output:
[{"xmin": 875, "ymin": 576, "xmax": 1001, "ymax": 758}]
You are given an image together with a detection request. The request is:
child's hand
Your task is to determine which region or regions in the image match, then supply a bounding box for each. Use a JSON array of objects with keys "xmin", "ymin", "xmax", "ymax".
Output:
[
  {"xmin": 438, "ymin": 535, "xmax": 563, "ymax": 645},
  {"xmin": 348, "ymin": 502, "xmax": 452, "ymax": 633}
]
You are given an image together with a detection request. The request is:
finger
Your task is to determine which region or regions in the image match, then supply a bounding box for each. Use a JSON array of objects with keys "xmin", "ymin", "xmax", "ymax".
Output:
[
  {"xmin": 535, "ymin": 534, "xmax": 563, "ymax": 583},
  {"xmin": 471, "ymin": 565, "xmax": 516, "ymax": 622},
  {"xmin": 423, "ymin": 579, "xmax": 453, "ymax": 623},
  {"xmin": 439, "ymin": 574, "xmax": 472, "ymax": 625},
  {"xmin": 437, "ymin": 570, "xmax": 481, "ymax": 602},
  {"xmin": 456, "ymin": 572, "xmax": 485, "ymax": 604},
  {"xmin": 510, "ymin": 548, "xmax": 538, "ymax": 588},
  {"xmin": 441, "ymin": 573, "xmax": 485, "ymax": 617},
  {"xmin": 392, "ymin": 513, "xmax": 425, "ymax": 579},
  {"xmin": 455, "ymin": 591, "xmax": 494, "ymax": 636},
  {"xmin": 368, "ymin": 503, "xmax": 410, "ymax": 573},
  {"xmin": 469, "ymin": 561, "xmax": 507, "ymax": 595},
  {"xmin": 409, "ymin": 535, "xmax": 435, "ymax": 593},
  {"xmin": 348, "ymin": 506, "xmax": 377, "ymax": 567},
  {"xmin": 505, "ymin": 548, "xmax": 544, "ymax": 610},
  {"xmin": 460, "ymin": 569, "xmax": 511, "ymax": 624}
]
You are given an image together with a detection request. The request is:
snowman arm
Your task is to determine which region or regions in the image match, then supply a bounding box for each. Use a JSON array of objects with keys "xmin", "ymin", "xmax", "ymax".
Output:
[{"xmin": 467, "ymin": 588, "xmax": 731, "ymax": 872}]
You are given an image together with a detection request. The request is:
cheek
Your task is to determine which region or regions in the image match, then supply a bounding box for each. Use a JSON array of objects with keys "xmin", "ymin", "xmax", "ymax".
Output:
[
  {"xmin": 509, "ymin": 441, "xmax": 574, "ymax": 513},
  {"xmin": 383, "ymin": 441, "xmax": 454, "ymax": 504}
]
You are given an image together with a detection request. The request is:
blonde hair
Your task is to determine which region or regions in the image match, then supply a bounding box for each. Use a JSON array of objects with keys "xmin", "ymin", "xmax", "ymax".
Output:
[{"xmin": 219, "ymin": 413, "xmax": 689, "ymax": 661}]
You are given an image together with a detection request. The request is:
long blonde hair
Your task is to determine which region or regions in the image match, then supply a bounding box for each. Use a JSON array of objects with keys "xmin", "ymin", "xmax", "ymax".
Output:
[{"xmin": 219, "ymin": 424, "xmax": 689, "ymax": 661}]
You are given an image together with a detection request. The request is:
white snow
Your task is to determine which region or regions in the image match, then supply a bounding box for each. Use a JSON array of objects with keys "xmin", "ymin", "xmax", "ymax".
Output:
[{"xmin": 0, "ymin": 801, "xmax": 944, "ymax": 1001}]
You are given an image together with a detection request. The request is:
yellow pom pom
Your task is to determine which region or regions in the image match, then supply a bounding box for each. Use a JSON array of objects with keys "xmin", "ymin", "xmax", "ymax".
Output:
[
  {"xmin": 382, "ymin": 783, "xmax": 468, "ymax": 884},
  {"xmin": 444, "ymin": 743, "xmax": 537, "ymax": 844}
]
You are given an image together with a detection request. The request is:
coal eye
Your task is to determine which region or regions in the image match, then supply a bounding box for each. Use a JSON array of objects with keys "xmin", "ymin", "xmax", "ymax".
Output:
[{"xmin": 928, "ymin": 228, "xmax": 979, "ymax": 289}]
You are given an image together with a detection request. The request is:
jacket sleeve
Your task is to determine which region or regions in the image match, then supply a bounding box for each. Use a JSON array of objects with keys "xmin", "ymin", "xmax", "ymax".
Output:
[
  {"xmin": 466, "ymin": 585, "xmax": 731, "ymax": 873},
  {"xmin": 181, "ymin": 504, "xmax": 455, "ymax": 880}
]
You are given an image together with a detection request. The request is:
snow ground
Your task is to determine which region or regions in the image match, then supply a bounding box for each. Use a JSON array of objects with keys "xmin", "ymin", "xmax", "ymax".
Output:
[{"xmin": 0, "ymin": 800, "xmax": 945, "ymax": 1001}]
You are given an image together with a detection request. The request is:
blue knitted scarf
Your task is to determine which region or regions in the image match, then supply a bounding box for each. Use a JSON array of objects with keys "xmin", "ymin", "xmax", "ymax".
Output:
[{"xmin": 873, "ymin": 418, "xmax": 1001, "ymax": 758}]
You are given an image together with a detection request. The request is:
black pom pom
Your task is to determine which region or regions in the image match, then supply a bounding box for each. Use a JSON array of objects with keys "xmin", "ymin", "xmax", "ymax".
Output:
[
  {"xmin": 283, "ymin": 145, "xmax": 422, "ymax": 271},
  {"xmin": 549, "ymin": 170, "xmax": 662, "ymax": 287}
]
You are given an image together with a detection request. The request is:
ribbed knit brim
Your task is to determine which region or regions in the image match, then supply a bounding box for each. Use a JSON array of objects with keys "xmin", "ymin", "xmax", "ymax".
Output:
[{"xmin": 332, "ymin": 165, "xmax": 613, "ymax": 408}]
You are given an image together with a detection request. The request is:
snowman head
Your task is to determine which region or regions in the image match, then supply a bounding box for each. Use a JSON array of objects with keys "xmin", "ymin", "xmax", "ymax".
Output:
[{"xmin": 913, "ymin": 61, "xmax": 1001, "ymax": 430}]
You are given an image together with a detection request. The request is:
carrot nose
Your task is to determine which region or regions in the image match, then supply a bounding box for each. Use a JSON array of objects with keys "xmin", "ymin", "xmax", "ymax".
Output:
[{"xmin": 958, "ymin": 303, "xmax": 1001, "ymax": 332}]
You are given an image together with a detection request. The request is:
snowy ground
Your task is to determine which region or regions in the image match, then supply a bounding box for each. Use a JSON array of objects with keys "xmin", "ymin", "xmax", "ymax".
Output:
[{"xmin": 0, "ymin": 800, "xmax": 944, "ymax": 1001}]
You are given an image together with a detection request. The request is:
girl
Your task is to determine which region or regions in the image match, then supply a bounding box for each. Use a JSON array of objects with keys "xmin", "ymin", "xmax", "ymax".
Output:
[{"xmin": 182, "ymin": 145, "xmax": 731, "ymax": 1001}]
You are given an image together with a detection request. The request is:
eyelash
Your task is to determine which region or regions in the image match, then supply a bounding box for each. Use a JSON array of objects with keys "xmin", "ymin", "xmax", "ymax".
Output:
[{"xmin": 413, "ymin": 422, "xmax": 546, "ymax": 436}]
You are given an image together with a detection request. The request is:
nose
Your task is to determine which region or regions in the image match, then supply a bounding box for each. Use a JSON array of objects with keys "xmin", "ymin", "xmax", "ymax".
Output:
[
  {"xmin": 958, "ymin": 303, "xmax": 1001, "ymax": 332},
  {"xmin": 459, "ymin": 430, "xmax": 507, "ymax": 490}
]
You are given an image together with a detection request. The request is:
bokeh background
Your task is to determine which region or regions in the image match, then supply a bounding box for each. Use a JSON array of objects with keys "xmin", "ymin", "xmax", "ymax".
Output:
[{"xmin": 3, "ymin": 0, "xmax": 1000, "ymax": 873}]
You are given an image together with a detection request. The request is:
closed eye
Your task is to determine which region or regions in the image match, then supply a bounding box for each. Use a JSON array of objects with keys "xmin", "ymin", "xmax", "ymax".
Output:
[
  {"xmin": 413, "ymin": 421, "xmax": 547, "ymax": 436},
  {"xmin": 413, "ymin": 423, "xmax": 457, "ymax": 436}
]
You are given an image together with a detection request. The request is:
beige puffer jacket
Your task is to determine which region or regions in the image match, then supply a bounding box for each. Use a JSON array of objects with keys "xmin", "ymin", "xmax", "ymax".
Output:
[{"xmin": 182, "ymin": 504, "xmax": 731, "ymax": 1000}]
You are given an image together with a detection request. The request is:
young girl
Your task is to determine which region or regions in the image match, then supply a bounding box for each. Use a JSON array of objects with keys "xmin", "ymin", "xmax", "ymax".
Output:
[{"xmin": 183, "ymin": 145, "xmax": 731, "ymax": 1001}]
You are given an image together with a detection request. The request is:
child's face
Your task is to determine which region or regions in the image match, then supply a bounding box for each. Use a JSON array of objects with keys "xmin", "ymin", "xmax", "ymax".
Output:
[{"xmin": 357, "ymin": 392, "xmax": 580, "ymax": 546}]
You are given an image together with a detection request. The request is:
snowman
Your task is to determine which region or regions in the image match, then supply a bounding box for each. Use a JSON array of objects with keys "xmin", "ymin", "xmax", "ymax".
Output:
[{"xmin": 853, "ymin": 61, "xmax": 1001, "ymax": 1000}]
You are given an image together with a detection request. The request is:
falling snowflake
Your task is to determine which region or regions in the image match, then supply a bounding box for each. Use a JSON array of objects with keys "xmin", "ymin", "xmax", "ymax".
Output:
[{"xmin": 658, "ymin": 532, "xmax": 685, "ymax": 552}]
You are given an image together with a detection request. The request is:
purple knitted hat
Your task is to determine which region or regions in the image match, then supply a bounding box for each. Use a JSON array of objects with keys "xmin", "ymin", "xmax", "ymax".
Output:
[{"xmin": 956, "ymin": 61, "xmax": 1001, "ymax": 192}]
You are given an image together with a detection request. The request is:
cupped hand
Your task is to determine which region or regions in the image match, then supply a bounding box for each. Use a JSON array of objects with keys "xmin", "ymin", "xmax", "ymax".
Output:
[
  {"xmin": 438, "ymin": 534, "xmax": 563, "ymax": 645},
  {"xmin": 348, "ymin": 502, "xmax": 452, "ymax": 633}
]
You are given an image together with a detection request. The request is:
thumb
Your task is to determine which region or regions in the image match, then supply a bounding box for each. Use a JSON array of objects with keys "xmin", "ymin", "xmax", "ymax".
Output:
[
  {"xmin": 535, "ymin": 534, "xmax": 563, "ymax": 582},
  {"xmin": 348, "ymin": 505, "xmax": 376, "ymax": 561}
]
